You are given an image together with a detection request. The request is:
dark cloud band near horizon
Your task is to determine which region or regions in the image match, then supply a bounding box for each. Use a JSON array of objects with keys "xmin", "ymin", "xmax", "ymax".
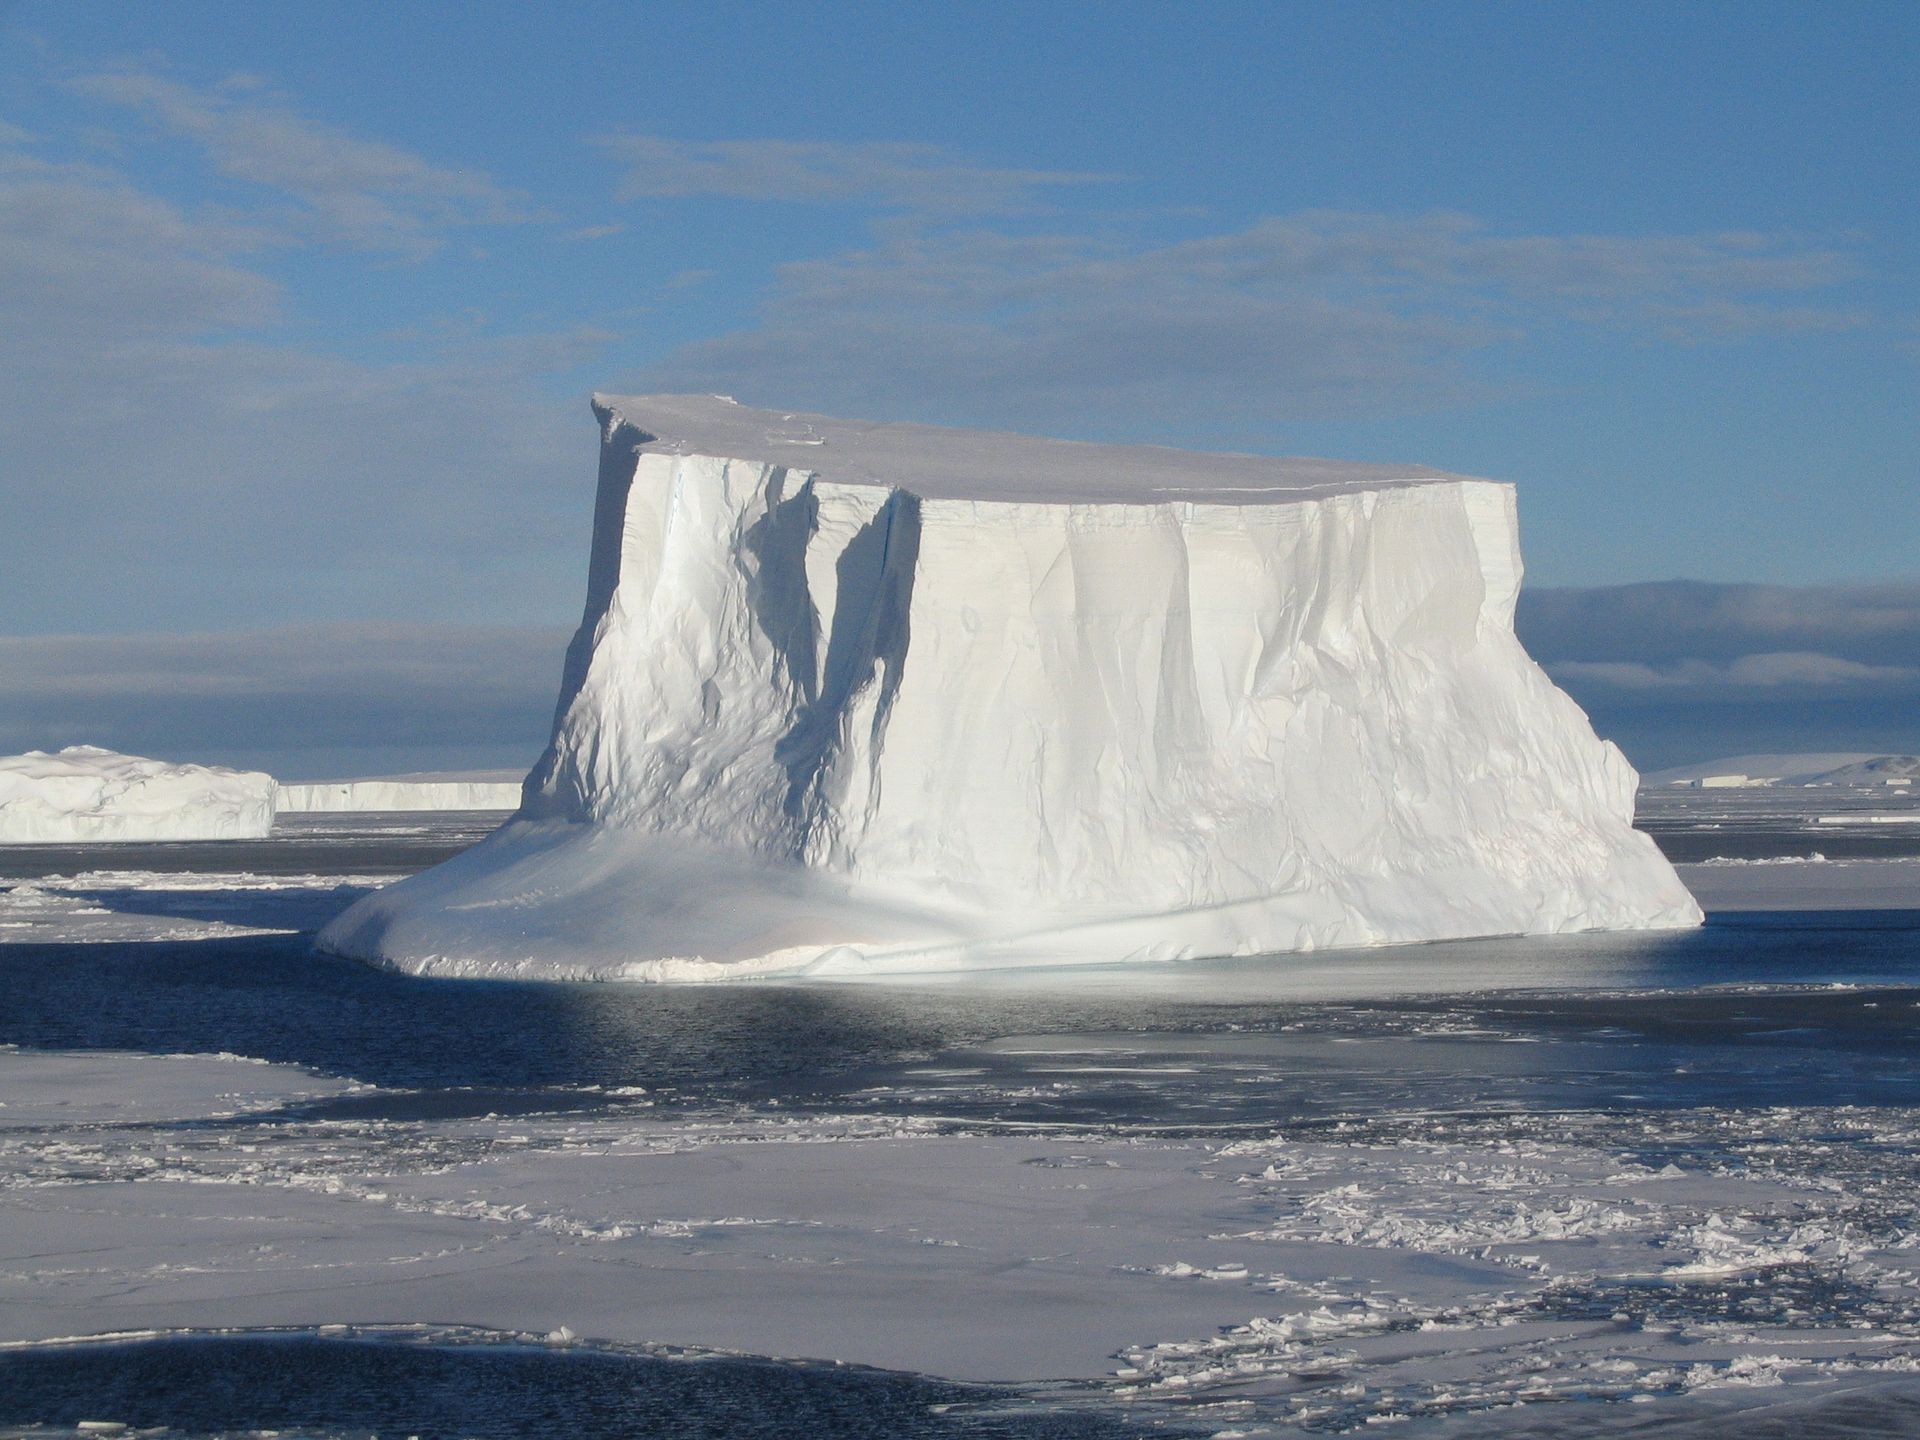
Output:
[
  {"xmin": 1517, "ymin": 581, "xmax": 1920, "ymax": 766},
  {"xmin": 1, "ymin": 582, "xmax": 1913, "ymax": 781},
  {"xmin": 0, "ymin": 622, "xmax": 569, "ymax": 781}
]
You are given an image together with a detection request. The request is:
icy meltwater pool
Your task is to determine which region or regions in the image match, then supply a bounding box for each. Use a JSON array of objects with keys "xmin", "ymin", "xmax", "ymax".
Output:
[{"xmin": 3, "ymin": 814, "xmax": 1920, "ymax": 1437}]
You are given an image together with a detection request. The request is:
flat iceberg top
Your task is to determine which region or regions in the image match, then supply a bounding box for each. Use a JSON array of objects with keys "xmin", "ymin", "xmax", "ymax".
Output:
[{"xmin": 598, "ymin": 393, "xmax": 1484, "ymax": 506}]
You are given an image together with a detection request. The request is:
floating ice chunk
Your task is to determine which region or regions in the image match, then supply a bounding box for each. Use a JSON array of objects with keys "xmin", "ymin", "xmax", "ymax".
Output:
[{"xmin": 0, "ymin": 745, "xmax": 275, "ymax": 843}]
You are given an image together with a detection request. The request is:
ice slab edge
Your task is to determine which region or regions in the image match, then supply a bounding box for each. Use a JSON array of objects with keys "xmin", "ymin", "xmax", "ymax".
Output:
[
  {"xmin": 0, "ymin": 745, "xmax": 274, "ymax": 843},
  {"xmin": 318, "ymin": 395, "xmax": 1700, "ymax": 981}
]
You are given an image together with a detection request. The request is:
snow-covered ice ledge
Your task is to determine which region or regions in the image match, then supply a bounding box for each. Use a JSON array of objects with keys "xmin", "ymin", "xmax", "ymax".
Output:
[
  {"xmin": 318, "ymin": 395, "xmax": 1699, "ymax": 981},
  {"xmin": 0, "ymin": 746, "xmax": 275, "ymax": 843}
]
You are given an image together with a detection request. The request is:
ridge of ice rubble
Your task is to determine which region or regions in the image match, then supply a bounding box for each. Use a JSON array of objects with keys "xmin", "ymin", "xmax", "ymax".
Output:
[
  {"xmin": 318, "ymin": 394, "xmax": 1701, "ymax": 981},
  {"xmin": 0, "ymin": 745, "xmax": 275, "ymax": 843}
]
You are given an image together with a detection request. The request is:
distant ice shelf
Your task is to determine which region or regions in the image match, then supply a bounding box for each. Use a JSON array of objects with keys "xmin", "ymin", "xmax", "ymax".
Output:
[
  {"xmin": 319, "ymin": 395, "xmax": 1701, "ymax": 981},
  {"xmin": 277, "ymin": 772, "xmax": 526, "ymax": 813},
  {"xmin": 0, "ymin": 745, "xmax": 275, "ymax": 843}
]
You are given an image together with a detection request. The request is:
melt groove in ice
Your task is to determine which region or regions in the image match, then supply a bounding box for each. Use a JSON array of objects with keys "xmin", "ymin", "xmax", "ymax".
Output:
[{"xmin": 319, "ymin": 395, "xmax": 1700, "ymax": 980}]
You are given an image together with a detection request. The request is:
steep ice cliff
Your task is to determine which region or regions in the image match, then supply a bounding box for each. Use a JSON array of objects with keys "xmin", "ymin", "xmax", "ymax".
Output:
[
  {"xmin": 319, "ymin": 395, "xmax": 1700, "ymax": 980},
  {"xmin": 0, "ymin": 745, "xmax": 275, "ymax": 842}
]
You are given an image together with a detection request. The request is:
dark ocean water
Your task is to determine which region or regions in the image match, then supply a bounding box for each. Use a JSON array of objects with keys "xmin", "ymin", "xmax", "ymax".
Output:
[
  {"xmin": 5, "ymin": 1333, "xmax": 1917, "ymax": 1440},
  {"xmin": 2, "ymin": 908, "xmax": 1918, "ymax": 1127},
  {"xmin": 4, "ymin": 819, "xmax": 1920, "ymax": 1438},
  {"xmin": 0, "ymin": 1332, "xmax": 1170, "ymax": 1440}
]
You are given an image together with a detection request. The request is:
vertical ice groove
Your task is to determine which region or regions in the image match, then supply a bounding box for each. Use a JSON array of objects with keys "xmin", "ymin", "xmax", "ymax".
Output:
[
  {"xmin": 855, "ymin": 491, "xmax": 922, "ymax": 845},
  {"xmin": 740, "ymin": 464, "xmax": 821, "ymax": 708},
  {"xmin": 773, "ymin": 486, "xmax": 907, "ymax": 859}
]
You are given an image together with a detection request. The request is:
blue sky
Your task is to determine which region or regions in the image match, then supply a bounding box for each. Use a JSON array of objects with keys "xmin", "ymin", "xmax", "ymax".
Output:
[{"xmin": 0, "ymin": 1, "xmax": 1915, "ymax": 773}]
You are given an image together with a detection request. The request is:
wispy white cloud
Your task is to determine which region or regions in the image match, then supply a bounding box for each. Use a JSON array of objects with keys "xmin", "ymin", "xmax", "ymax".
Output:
[
  {"xmin": 4, "ymin": 57, "xmax": 1896, "ymax": 658},
  {"xmin": 0, "ymin": 145, "xmax": 281, "ymax": 342},
  {"xmin": 70, "ymin": 68, "xmax": 534, "ymax": 255},
  {"xmin": 638, "ymin": 211, "xmax": 1871, "ymax": 429},
  {"xmin": 597, "ymin": 134, "xmax": 1116, "ymax": 214},
  {"xmin": 1644, "ymin": 301, "xmax": 1872, "ymax": 342},
  {"xmin": 563, "ymin": 221, "xmax": 626, "ymax": 241},
  {"xmin": 1143, "ymin": 212, "xmax": 1861, "ymax": 303},
  {"xmin": 0, "ymin": 122, "xmax": 605, "ymax": 632}
]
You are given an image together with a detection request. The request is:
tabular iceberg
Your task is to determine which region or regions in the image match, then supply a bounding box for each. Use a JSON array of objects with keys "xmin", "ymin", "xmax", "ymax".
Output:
[
  {"xmin": 319, "ymin": 395, "xmax": 1700, "ymax": 981},
  {"xmin": 0, "ymin": 745, "xmax": 275, "ymax": 843}
]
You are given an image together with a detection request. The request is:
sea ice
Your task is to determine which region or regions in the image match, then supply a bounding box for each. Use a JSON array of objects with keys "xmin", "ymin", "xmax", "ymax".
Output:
[
  {"xmin": 320, "ymin": 396, "xmax": 1699, "ymax": 980},
  {"xmin": 3, "ymin": 1046, "xmax": 1915, "ymax": 1412},
  {"xmin": 1677, "ymin": 856, "xmax": 1920, "ymax": 912},
  {"xmin": 0, "ymin": 746, "xmax": 275, "ymax": 844},
  {"xmin": 0, "ymin": 869, "xmax": 384, "ymax": 943}
]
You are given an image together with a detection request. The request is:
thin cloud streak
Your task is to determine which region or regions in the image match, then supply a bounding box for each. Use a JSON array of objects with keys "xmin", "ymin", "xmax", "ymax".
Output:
[
  {"xmin": 0, "ymin": 121, "xmax": 607, "ymax": 631},
  {"xmin": 597, "ymin": 134, "xmax": 1117, "ymax": 214},
  {"xmin": 71, "ymin": 68, "xmax": 535, "ymax": 255},
  {"xmin": 639, "ymin": 210, "xmax": 1874, "ymax": 430},
  {"xmin": 0, "ymin": 145, "xmax": 281, "ymax": 342}
]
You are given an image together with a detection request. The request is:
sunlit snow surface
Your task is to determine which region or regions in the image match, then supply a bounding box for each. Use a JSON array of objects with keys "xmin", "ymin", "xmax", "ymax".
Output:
[{"xmin": 3, "ymin": 806, "xmax": 1920, "ymax": 1436}]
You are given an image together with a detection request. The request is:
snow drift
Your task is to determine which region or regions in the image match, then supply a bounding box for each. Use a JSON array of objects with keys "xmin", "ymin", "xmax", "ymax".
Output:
[
  {"xmin": 277, "ymin": 772, "xmax": 526, "ymax": 813},
  {"xmin": 320, "ymin": 395, "xmax": 1700, "ymax": 980},
  {"xmin": 0, "ymin": 745, "xmax": 275, "ymax": 843}
]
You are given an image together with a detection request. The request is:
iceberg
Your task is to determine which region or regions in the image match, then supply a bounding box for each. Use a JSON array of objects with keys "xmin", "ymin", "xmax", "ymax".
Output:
[
  {"xmin": 319, "ymin": 395, "xmax": 1700, "ymax": 981},
  {"xmin": 276, "ymin": 771, "xmax": 527, "ymax": 813},
  {"xmin": 0, "ymin": 745, "xmax": 275, "ymax": 843}
]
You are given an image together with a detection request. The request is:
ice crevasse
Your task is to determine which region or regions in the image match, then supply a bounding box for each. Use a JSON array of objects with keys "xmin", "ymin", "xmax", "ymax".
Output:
[{"xmin": 318, "ymin": 394, "xmax": 1701, "ymax": 981}]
